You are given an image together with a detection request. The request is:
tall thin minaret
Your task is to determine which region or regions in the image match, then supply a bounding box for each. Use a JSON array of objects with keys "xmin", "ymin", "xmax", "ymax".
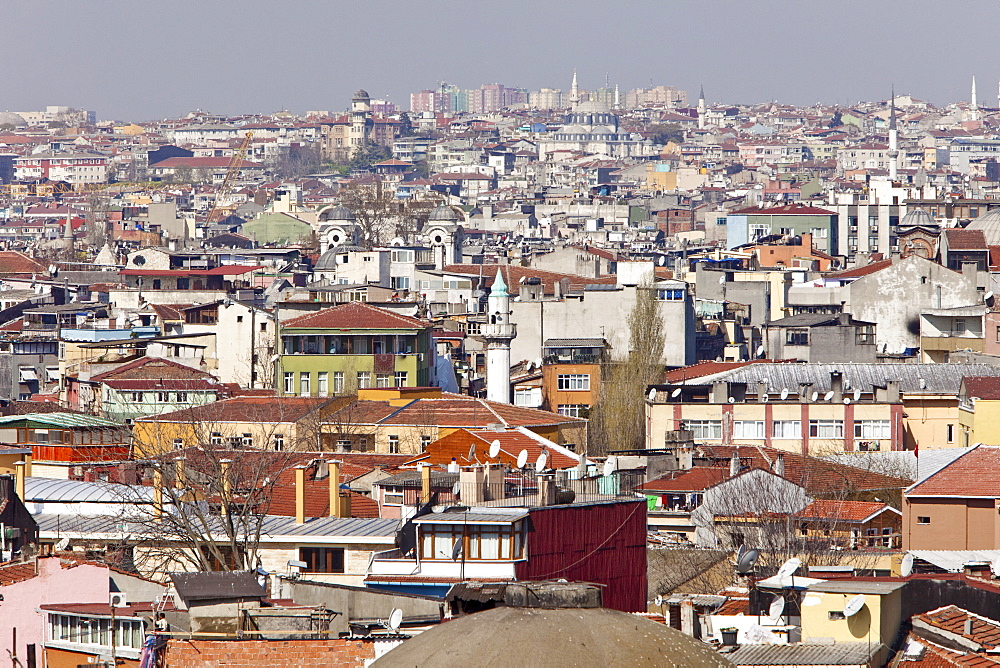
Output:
[
  {"xmin": 613, "ymin": 83, "xmax": 620, "ymax": 109},
  {"xmin": 888, "ymin": 86, "xmax": 898, "ymax": 181},
  {"xmin": 570, "ymin": 69, "xmax": 580, "ymax": 108},
  {"xmin": 697, "ymin": 85, "xmax": 706, "ymax": 129},
  {"xmin": 972, "ymin": 75, "xmax": 979, "ymax": 111},
  {"xmin": 482, "ymin": 269, "xmax": 516, "ymax": 404}
]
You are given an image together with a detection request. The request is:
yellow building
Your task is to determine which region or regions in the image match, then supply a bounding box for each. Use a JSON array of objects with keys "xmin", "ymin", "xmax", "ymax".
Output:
[
  {"xmin": 0, "ymin": 445, "xmax": 31, "ymax": 475},
  {"xmin": 798, "ymin": 580, "xmax": 903, "ymax": 665},
  {"xmin": 957, "ymin": 376, "xmax": 1000, "ymax": 446}
]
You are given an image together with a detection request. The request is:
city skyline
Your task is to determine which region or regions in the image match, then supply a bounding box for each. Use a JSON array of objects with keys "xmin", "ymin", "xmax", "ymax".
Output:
[{"xmin": 7, "ymin": 0, "xmax": 1000, "ymax": 120}]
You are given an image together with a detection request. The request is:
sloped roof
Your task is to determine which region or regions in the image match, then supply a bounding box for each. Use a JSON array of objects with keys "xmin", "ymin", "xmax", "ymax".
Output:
[
  {"xmin": 377, "ymin": 394, "xmax": 584, "ymax": 428},
  {"xmin": 0, "ymin": 251, "xmax": 47, "ymax": 276},
  {"xmin": 963, "ymin": 376, "xmax": 1000, "ymax": 400},
  {"xmin": 637, "ymin": 467, "xmax": 729, "ymax": 493},
  {"xmin": 138, "ymin": 395, "xmax": 332, "ymax": 424},
  {"xmin": 794, "ymin": 499, "xmax": 899, "ymax": 523},
  {"xmin": 439, "ymin": 264, "xmax": 617, "ymax": 295},
  {"xmin": 906, "ymin": 445, "xmax": 1000, "ymax": 497},
  {"xmin": 945, "ymin": 228, "xmax": 989, "ymax": 251},
  {"xmin": 0, "ymin": 560, "xmax": 37, "ymax": 586},
  {"xmin": 404, "ymin": 428, "xmax": 580, "ymax": 470},
  {"xmin": 282, "ymin": 301, "xmax": 427, "ymax": 330},
  {"xmin": 91, "ymin": 356, "xmax": 217, "ymax": 383},
  {"xmin": 825, "ymin": 258, "xmax": 893, "ymax": 279},
  {"xmin": 914, "ymin": 604, "xmax": 1000, "ymax": 650}
]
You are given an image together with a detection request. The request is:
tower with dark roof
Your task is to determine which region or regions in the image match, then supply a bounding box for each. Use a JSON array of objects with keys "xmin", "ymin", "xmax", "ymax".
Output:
[{"xmin": 482, "ymin": 269, "xmax": 516, "ymax": 403}]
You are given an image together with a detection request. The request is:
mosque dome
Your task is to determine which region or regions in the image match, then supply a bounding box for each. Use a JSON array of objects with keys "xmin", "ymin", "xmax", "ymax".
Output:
[
  {"xmin": 899, "ymin": 208, "xmax": 936, "ymax": 227},
  {"xmin": 322, "ymin": 205, "xmax": 355, "ymax": 222},
  {"xmin": 967, "ymin": 208, "xmax": 1000, "ymax": 245},
  {"xmin": 353, "ymin": 89, "xmax": 370, "ymax": 100},
  {"xmin": 0, "ymin": 111, "xmax": 26, "ymax": 128},
  {"xmin": 372, "ymin": 605, "xmax": 731, "ymax": 667},
  {"xmin": 428, "ymin": 205, "xmax": 460, "ymax": 222}
]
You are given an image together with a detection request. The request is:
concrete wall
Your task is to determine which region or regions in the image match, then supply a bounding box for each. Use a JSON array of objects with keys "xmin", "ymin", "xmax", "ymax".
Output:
[
  {"xmin": 904, "ymin": 496, "xmax": 1000, "ymax": 550},
  {"xmin": 283, "ymin": 579, "xmax": 443, "ymax": 624}
]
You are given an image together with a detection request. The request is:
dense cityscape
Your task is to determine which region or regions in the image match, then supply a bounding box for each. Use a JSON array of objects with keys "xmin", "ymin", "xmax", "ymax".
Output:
[{"xmin": 4, "ymin": 61, "xmax": 1000, "ymax": 666}]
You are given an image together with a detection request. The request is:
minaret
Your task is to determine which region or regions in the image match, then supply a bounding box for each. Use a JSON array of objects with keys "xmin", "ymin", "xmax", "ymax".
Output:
[
  {"xmin": 570, "ymin": 69, "xmax": 580, "ymax": 108},
  {"xmin": 888, "ymin": 86, "xmax": 898, "ymax": 181},
  {"xmin": 482, "ymin": 269, "xmax": 516, "ymax": 404},
  {"xmin": 613, "ymin": 83, "xmax": 620, "ymax": 110},
  {"xmin": 697, "ymin": 85, "xmax": 706, "ymax": 129},
  {"xmin": 972, "ymin": 75, "xmax": 979, "ymax": 111}
]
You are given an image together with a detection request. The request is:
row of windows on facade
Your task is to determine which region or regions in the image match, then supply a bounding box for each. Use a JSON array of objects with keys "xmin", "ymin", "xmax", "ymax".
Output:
[
  {"xmin": 128, "ymin": 391, "xmax": 198, "ymax": 403},
  {"xmin": 682, "ymin": 419, "xmax": 892, "ymax": 440},
  {"xmin": 283, "ymin": 370, "xmax": 407, "ymax": 395},
  {"xmin": 784, "ymin": 326, "xmax": 875, "ymax": 346},
  {"xmin": 282, "ymin": 335, "xmax": 417, "ymax": 355},
  {"xmin": 49, "ymin": 614, "xmax": 146, "ymax": 650}
]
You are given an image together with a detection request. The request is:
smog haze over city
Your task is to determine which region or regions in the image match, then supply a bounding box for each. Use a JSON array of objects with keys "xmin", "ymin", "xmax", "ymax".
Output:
[{"xmin": 7, "ymin": 0, "xmax": 1000, "ymax": 119}]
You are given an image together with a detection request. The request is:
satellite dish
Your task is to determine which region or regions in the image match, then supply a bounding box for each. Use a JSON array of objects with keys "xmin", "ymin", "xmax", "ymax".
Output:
[
  {"xmin": 489, "ymin": 439, "xmax": 501, "ymax": 458},
  {"xmin": 810, "ymin": 391, "xmax": 819, "ymax": 402},
  {"xmin": 536, "ymin": 450, "xmax": 548, "ymax": 471},
  {"xmin": 900, "ymin": 553, "xmax": 914, "ymax": 577},
  {"xmin": 986, "ymin": 291, "xmax": 994, "ymax": 305},
  {"xmin": 468, "ymin": 442, "xmax": 477, "ymax": 461},
  {"xmin": 843, "ymin": 594, "xmax": 866, "ymax": 617},
  {"xmin": 728, "ymin": 397, "xmax": 736, "ymax": 403},
  {"xmin": 736, "ymin": 549, "xmax": 760, "ymax": 575},
  {"xmin": 647, "ymin": 388, "xmax": 657, "ymax": 401},
  {"xmin": 671, "ymin": 387, "xmax": 682, "ymax": 398},
  {"xmin": 654, "ymin": 594, "xmax": 663, "ymax": 606},
  {"xmin": 451, "ymin": 539, "xmax": 464, "ymax": 561},
  {"xmin": 761, "ymin": 393, "xmax": 769, "ymax": 402},
  {"xmin": 756, "ymin": 345, "xmax": 765, "ymax": 357},
  {"xmin": 535, "ymin": 358, "xmax": 543, "ymax": 368},
  {"xmin": 388, "ymin": 608, "xmax": 403, "ymax": 633},
  {"xmin": 516, "ymin": 449, "xmax": 529, "ymax": 469},
  {"xmin": 603, "ymin": 457, "xmax": 617, "ymax": 477},
  {"xmin": 719, "ymin": 275, "xmax": 727, "ymax": 285},
  {"xmin": 853, "ymin": 389, "xmax": 861, "ymax": 401},
  {"xmin": 843, "ymin": 398, "xmax": 851, "ymax": 405},
  {"xmin": 769, "ymin": 595, "xmax": 786, "ymax": 621},
  {"xmin": 824, "ymin": 391, "xmax": 834, "ymax": 401},
  {"xmin": 452, "ymin": 481, "xmax": 461, "ymax": 496},
  {"xmin": 776, "ymin": 557, "xmax": 802, "ymax": 581},
  {"xmin": 658, "ymin": 256, "xmax": 666, "ymax": 266},
  {"xmin": 780, "ymin": 388, "xmax": 789, "ymax": 400},
  {"xmin": 55, "ymin": 537, "xmax": 70, "ymax": 551},
  {"xmin": 991, "ymin": 558, "xmax": 1000, "ymax": 578}
]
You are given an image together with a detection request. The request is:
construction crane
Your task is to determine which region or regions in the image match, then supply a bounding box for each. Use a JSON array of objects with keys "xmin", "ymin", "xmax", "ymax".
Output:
[{"xmin": 205, "ymin": 130, "xmax": 253, "ymax": 226}]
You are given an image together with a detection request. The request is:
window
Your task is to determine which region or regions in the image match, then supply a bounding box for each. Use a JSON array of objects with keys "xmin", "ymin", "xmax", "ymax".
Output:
[
  {"xmin": 395, "ymin": 371, "xmax": 408, "ymax": 387},
  {"xmin": 210, "ymin": 432, "xmax": 223, "ymax": 446},
  {"xmin": 557, "ymin": 404, "xmax": 589, "ymax": 417},
  {"xmin": 917, "ymin": 516, "xmax": 931, "ymax": 525},
  {"xmin": 391, "ymin": 249, "xmax": 415, "ymax": 263},
  {"xmin": 809, "ymin": 420, "xmax": 844, "ymax": 438},
  {"xmin": 421, "ymin": 435, "xmax": 432, "ymax": 448},
  {"xmin": 176, "ymin": 392, "xmax": 188, "ymax": 403},
  {"xmin": 299, "ymin": 372, "xmax": 310, "ymax": 396},
  {"xmin": 514, "ymin": 387, "xmax": 541, "ymax": 406},
  {"xmin": 854, "ymin": 420, "xmax": 890, "ymax": 439},
  {"xmin": 856, "ymin": 325, "xmax": 875, "ymax": 345},
  {"xmin": 299, "ymin": 547, "xmax": 345, "ymax": 573},
  {"xmin": 357, "ymin": 371, "xmax": 371, "ymax": 389},
  {"xmin": 156, "ymin": 392, "xmax": 169, "ymax": 402},
  {"xmin": 947, "ymin": 423, "xmax": 955, "ymax": 443},
  {"xmin": 954, "ymin": 318, "xmax": 967, "ymax": 335},
  {"xmin": 828, "ymin": 610, "xmax": 846, "ymax": 621},
  {"xmin": 131, "ymin": 392, "xmax": 144, "ymax": 402},
  {"xmin": 242, "ymin": 433, "xmax": 253, "ymax": 447},
  {"xmin": 716, "ymin": 216, "xmax": 727, "ymax": 226},
  {"xmin": 333, "ymin": 372, "xmax": 345, "ymax": 394},
  {"xmin": 236, "ymin": 315, "xmax": 243, "ymax": 323},
  {"xmin": 683, "ymin": 420, "xmax": 723, "ymax": 440},
  {"xmin": 391, "ymin": 276, "xmax": 411, "ymax": 290},
  {"xmin": 317, "ymin": 371, "xmax": 329, "ymax": 397},
  {"xmin": 283, "ymin": 372, "xmax": 294, "ymax": 394},
  {"xmin": 733, "ymin": 420, "xmax": 765, "ymax": 439},
  {"xmin": 173, "ymin": 438, "xmax": 184, "ymax": 450},
  {"xmin": 785, "ymin": 328, "xmax": 809, "ymax": 346},
  {"xmin": 388, "ymin": 435, "xmax": 400, "ymax": 453},
  {"xmin": 656, "ymin": 288, "xmax": 684, "ymax": 301},
  {"xmin": 557, "ymin": 374, "xmax": 590, "ymax": 391},
  {"xmin": 772, "ymin": 420, "xmax": 802, "ymax": 439},
  {"xmin": 273, "ymin": 433, "xmax": 284, "ymax": 451},
  {"xmin": 376, "ymin": 373, "xmax": 393, "ymax": 388}
]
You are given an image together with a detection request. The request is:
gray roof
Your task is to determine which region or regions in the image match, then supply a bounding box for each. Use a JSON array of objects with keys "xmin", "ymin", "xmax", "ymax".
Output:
[
  {"xmin": 374, "ymin": 471, "xmax": 460, "ymax": 488},
  {"xmin": 171, "ymin": 571, "xmax": 265, "ymax": 601},
  {"xmin": 686, "ymin": 362, "xmax": 1000, "ymax": 395},
  {"xmin": 722, "ymin": 642, "xmax": 883, "ymax": 666},
  {"xmin": 24, "ymin": 477, "xmax": 154, "ymax": 504},
  {"xmin": 543, "ymin": 338, "xmax": 608, "ymax": 348},
  {"xmin": 806, "ymin": 581, "xmax": 906, "ymax": 595},
  {"xmin": 0, "ymin": 412, "xmax": 123, "ymax": 428},
  {"xmin": 914, "ymin": 448, "xmax": 970, "ymax": 483},
  {"xmin": 909, "ymin": 549, "xmax": 1000, "ymax": 572},
  {"xmin": 414, "ymin": 510, "xmax": 528, "ymax": 525},
  {"xmin": 766, "ymin": 313, "xmax": 874, "ymax": 328}
]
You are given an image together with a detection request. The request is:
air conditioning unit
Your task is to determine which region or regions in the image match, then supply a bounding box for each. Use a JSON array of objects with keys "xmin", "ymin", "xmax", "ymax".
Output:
[{"xmin": 110, "ymin": 593, "xmax": 127, "ymax": 608}]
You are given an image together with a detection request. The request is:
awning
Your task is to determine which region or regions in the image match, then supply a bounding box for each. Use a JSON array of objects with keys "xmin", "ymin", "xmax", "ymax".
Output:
[{"xmin": 19, "ymin": 367, "xmax": 38, "ymax": 383}]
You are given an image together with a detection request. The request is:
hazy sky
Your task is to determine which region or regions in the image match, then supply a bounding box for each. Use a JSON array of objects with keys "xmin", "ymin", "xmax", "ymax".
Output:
[{"xmin": 6, "ymin": 0, "xmax": 1000, "ymax": 121}]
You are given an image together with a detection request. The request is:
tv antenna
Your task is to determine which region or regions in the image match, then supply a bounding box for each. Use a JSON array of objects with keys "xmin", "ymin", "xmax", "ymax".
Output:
[
  {"xmin": 536, "ymin": 450, "xmax": 548, "ymax": 471},
  {"xmin": 768, "ymin": 595, "xmax": 786, "ymax": 624},
  {"xmin": 516, "ymin": 449, "xmax": 528, "ymax": 469},
  {"xmin": 671, "ymin": 387, "xmax": 682, "ymax": 398},
  {"xmin": 489, "ymin": 439, "xmax": 501, "ymax": 458},
  {"xmin": 843, "ymin": 594, "xmax": 866, "ymax": 618},
  {"xmin": 736, "ymin": 548, "xmax": 760, "ymax": 576},
  {"xmin": 900, "ymin": 553, "xmax": 914, "ymax": 577}
]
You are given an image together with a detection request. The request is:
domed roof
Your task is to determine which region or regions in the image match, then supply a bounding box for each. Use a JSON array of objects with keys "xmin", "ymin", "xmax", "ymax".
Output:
[
  {"xmin": 353, "ymin": 89, "xmax": 370, "ymax": 100},
  {"xmin": 314, "ymin": 248, "xmax": 341, "ymax": 271},
  {"xmin": 322, "ymin": 205, "xmax": 355, "ymax": 222},
  {"xmin": 967, "ymin": 208, "xmax": 1000, "ymax": 245},
  {"xmin": 428, "ymin": 205, "xmax": 460, "ymax": 222},
  {"xmin": 0, "ymin": 111, "xmax": 26, "ymax": 128},
  {"xmin": 573, "ymin": 100, "xmax": 612, "ymax": 114},
  {"xmin": 899, "ymin": 208, "xmax": 936, "ymax": 227},
  {"xmin": 373, "ymin": 605, "xmax": 731, "ymax": 667}
]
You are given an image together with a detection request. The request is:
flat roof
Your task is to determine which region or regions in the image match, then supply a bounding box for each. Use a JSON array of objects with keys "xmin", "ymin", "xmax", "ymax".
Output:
[{"xmin": 807, "ymin": 580, "xmax": 906, "ymax": 595}]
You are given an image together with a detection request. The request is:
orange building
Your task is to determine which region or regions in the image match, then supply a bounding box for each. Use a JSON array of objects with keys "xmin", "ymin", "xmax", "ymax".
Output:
[{"xmin": 541, "ymin": 338, "xmax": 609, "ymax": 418}]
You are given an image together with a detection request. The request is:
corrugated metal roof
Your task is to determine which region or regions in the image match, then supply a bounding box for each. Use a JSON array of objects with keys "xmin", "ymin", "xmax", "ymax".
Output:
[
  {"xmin": 24, "ymin": 477, "xmax": 153, "ymax": 503},
  {"xmin": 723, "ymin": 641, "xmax": 883, "ymax": 665},
  {"xmin": 686, "ymin": 362, "xmax": 1000, "ymax": 394},
  {"xmin": 542, "ymin": 338, "xmax": 607, "ymax": 348},
  {"xmin": 415, "ymin": 511, "xmax": 528, "ymax": 524},
  {"xmin": 0, "ymin": 412, "xmax": 122, "ymax": 428},
  {"xmin": 910, "ymin": 549, "xmax": 1000, "ymax": 573},
  {"xmin": 807, "ymin": 581, "xmax": 906, "ymax": 594},
  {"xmin": 375, "ymin": 471, "xmax": 460, "ymax": 488}
]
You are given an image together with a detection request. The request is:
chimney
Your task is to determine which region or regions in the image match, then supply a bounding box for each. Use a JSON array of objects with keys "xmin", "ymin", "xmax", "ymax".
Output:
[
  {"xmin": 459, "ymin": 466, "xmax": 485, "ymax": 504},
  {"xmin": 420, "ymin": 463, "xmax": 432, "ymax": 505},
  {"xmin": 775, "ymin": 453, "xmax": 786, "ymax": 478},
  {"xmin": 711, "ymin": 381, "xmax": 730, "ymax": 404},
  {"xmin": 965, "ymin": 617, "xmax": 974, "ymax": 636},
  {"xmin": 295, "ymin": 465, "xmax": 307, "ymax": 525},
  {"xmin": 798, "ymin": 382, "xmax": 813, "ymax": 403},
  {"xmin": 538, "ymin": 474, "xmax": 556, "ymax": 506},
  {"xmin": 220, "ymin": 459, "xmax": 232, "ymax": 517},
  {"xmin": 757, "ymin": 380, "xmax": 769, "ymax": 402},
  {"xmin": 328, "ymin": 460, "xmax": 342, "ymax": 518},
  {"xmin": 14, "ymin": 461, "xmax": 25, "ymax": 502},
  {"xmin": 730, "ymin": 450, "xmax": 741, "ymax": 477},
  {"xmin": 485, "ymin": 463, "xmax": 505, "ymax": 501},
  {"xmin": 830, "ymin": 371, "xmax": 844, "ymax": 403},
  {"xmin": 886, "ymin": 380, "xmax": 901, "ymax": 403}
]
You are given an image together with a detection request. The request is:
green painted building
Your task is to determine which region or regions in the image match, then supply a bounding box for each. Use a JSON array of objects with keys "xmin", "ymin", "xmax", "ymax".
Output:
[{"xmin": 277, "ymin": 302, "xmax": 434, "ymax": 397}]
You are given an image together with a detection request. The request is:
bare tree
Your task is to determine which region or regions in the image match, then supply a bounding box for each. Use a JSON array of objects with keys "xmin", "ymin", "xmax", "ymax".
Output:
[
  {"xmin": 337, "ymin": 179, "xmax": 397, "ymax": 248},
  {"xmin": 588, "ymin": 280, "xmax": 666, "ymax": 455}
]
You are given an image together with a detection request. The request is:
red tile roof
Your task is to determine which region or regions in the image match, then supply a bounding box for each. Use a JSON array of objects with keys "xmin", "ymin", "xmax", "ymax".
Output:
[
  {"xmin": 963, "ymin": 376, "xmax": 1000, "ymax": 400},
  {"xmin": 0, "ymin": 251, "xmax": 47, "ymax": 276},
  {"xmin": 379, "ymin": 394, "xmax": 584, "ymax": 428},
  {"xmin": 907, "ymin": 446, "xmax": 1000, "ymax": 497},
  {"xmin": 139, "ymin": 395, "xmax": 333, "ymax": 424},
  {"xmin": 282, "ymin": 301, "xmax": 427, "ymax": 330},
  {"xmin": 120, "ymin": 265, "xmax": 262, "ymax": 277},
  {"xmin": 637, "ymin": 467, "xmax": 729, "ymax": 493},
  {"xmin": 916, "ymin": 605, "xmax": 1000, "ymax": 650},
  {"xmin": 91, "ymin": 357, "xmax": 217, "ymax": 383},
  {"xmin": 730, "ymin": 204, "xmax": 837, "ymax": 216},
  {"xmin": 946, "ymin": 229, "xmax": 989, "ymax": 251},
  {"xmin": 0, "ymin": 560, "xmax": 36, "ymax": 586},
  {"xmin": 663, "ymin": 360, "xmax": 796, "ymax": 384},
  {"xmin": 825, "ymin": 258, "xmax": 893, "ymax": 279},
  {"xmin": 405, "ymin": 428, "xmax": 579, "ymax": 470},
  {"xmin": 794, "ymin": 499, "xmax": 898, "ymax": 523}
]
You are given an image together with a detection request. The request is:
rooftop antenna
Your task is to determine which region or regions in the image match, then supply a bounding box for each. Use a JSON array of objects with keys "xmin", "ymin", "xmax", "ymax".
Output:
[
  {"xmin": 648, "ymin": 388, "xmax": 657, "ymax": 401},
  {"xmin": 736, "ymin": 548, "xmax": 760, "ymax": 576},
  {"xmin": 776, "ymin": 557, "xmax": 801, "ymax": 584},
  {"xmin": 823, "ymin": 391, "xmax": 834, "ymax": 401},
  {"xmin": 516, "ymin": 449, "xmax": 528, "ymax": 469},
  {"xmin": 536, "ymin": 450, "xmax": 548, "ymax": 471},
  {"xmin": 843, "ymin": 594, "xmax": 866, "ymax": 618},
  {"xmin": 603, "ymin": 457, "xmax": 617, "ymax": 477},
  {"xmin": 900, "ymin": 553, "xmax": 915, "ymax": 577},
  {"xmin": 810, "ymin": 391, "xmax": 819, "ymax": 402},
  {"xmin": 467, "ymin": 441, "xmax": 477, "ymax": 462},
  {"xmin": 853, "ymin": 389, "xmax": 862, "ymax": 402},
  {"xmin": 780, "ymin": 388, "xmax": 789, "ymax": 400},
  {"xmin": 671, "ymin": 387, "xmax": 682, "ymax": 398},
  {"xmin": 768, "ymin": 595, "xmax": 786, "ymax": 624},
  {"xmin": 489, "ymin": 439, "xmax": 501, "ymax": 459},
  {"xmin": 386, "ymin": 608, "xmax": 403, "ymax": 634}
]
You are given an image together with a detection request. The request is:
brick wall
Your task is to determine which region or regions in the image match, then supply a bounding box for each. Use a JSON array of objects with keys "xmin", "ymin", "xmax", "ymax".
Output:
[{"xmin": 163, "ymin": 638, "xmax": 377, "ymax": 667}]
